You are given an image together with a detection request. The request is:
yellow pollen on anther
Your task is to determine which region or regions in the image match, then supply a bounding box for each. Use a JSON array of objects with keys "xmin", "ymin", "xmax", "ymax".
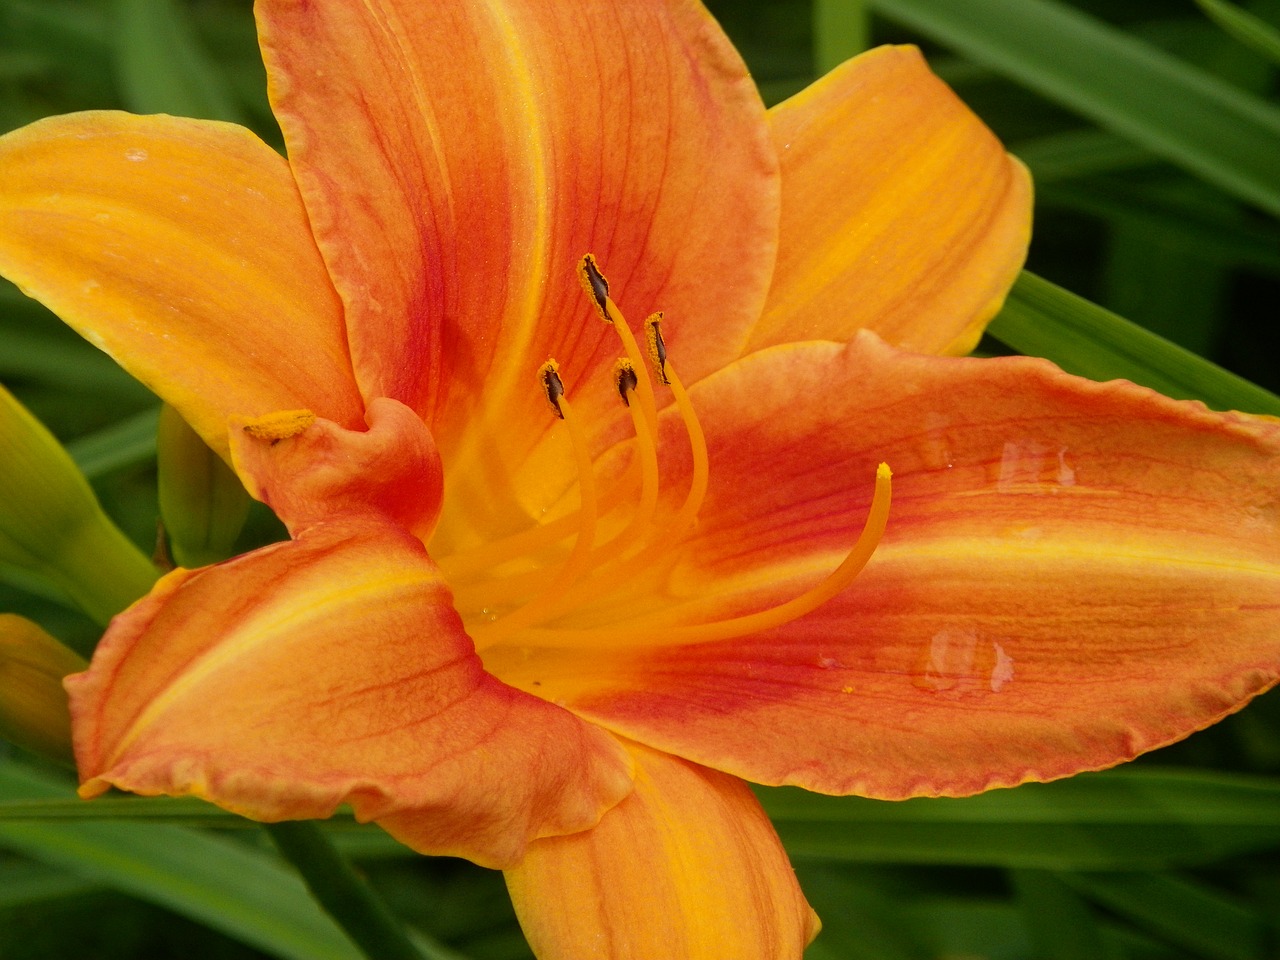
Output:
[{"xmin": 240, "ymin": 409, "xmax": 315, "ymax": 441}]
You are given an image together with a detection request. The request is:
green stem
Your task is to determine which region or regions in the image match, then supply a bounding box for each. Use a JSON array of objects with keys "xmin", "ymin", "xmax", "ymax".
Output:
[{"xmin": 265, "ymin": 821, "xmax": 426, "ymax": 960}]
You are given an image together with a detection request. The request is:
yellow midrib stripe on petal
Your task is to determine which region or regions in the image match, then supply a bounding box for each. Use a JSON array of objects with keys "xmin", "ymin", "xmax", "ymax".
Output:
[
  {"xmin": 107, "ymin": 570, "xmax": 430, "ymax": 763},
  {"xmin": 432, "ymin": 0, "xmax": 552, "ymax": 519}
]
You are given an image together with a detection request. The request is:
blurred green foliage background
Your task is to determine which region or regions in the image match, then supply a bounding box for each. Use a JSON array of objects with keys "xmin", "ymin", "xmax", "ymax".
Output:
[{"xmin": 1, "ymin": 1, "xmax": 1279, "ymax": 958}]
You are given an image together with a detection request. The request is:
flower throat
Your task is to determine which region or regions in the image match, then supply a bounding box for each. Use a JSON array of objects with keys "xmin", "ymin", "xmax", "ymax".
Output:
[{"xmin": 440, "ymin": 255, "xmax": 892, "ymax": 652}]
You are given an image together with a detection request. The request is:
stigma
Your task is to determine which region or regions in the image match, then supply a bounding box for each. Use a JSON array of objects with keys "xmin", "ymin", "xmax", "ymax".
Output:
[{"xmin": 441, "ymin": 256, "xmax": 891, "ymax": 650}]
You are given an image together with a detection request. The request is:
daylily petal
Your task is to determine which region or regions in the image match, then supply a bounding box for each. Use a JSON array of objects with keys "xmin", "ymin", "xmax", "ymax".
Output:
[
  {"xmin": 745, "ymin": 46, "xmax": 1032, "ymax": 357},
  {"xmin": 0, "ymin": 111, "xmax": 363, "ymax": 455},
  {"xmin": 493, "ymin": 335, "xmax": 1280, "ymax": 798},
  {"xmin": 67, "ymin": 519, "xmax": 633, "ymax": 868},
  {"xmin": 256, "ymin": 0, "xmax": 779, "ymax": 474},
  {"xmin": 505, "ymin": 741, "xmax": 817, "ymax": 960},
  {"xmin": 230, "ymin": 397, "xmax": 445, "ymax": 543}
]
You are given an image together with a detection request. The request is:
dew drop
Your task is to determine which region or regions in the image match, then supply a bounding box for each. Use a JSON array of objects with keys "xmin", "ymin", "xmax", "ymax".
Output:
[
  {"xmin": 997, "ymin": 441, "xmax": 1077, "ymax": 492},
  {"xmin": 918, "ymin": 628, "xmax": 977, "ymax": 693},
  {"xmin": 918, "ymin": 413, "xmax": 955, "ymax": 470},
  {"xmin": 990, "ymin": 642, "xmax": 1015, "ymax": 692},
  {"xmin": 916, "ymin": 630, "xmax": 1013, "ymax": 697},
  {"xmin": 124, "ymin": 147, "xmax": 149, "ymax": 162}
]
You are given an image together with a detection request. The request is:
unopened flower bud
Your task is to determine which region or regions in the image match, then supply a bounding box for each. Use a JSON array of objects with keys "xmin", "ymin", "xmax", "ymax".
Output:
[
  {"xmin": 0, "ymin": 614, "xmax": 86, "ymax": 763},
  {"xmin": 158, "ymin": 405, "xmax": 252, "ymax": 568}
]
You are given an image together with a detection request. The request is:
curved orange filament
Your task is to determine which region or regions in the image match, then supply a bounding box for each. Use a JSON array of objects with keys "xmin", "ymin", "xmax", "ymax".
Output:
[
  {"xmin": 601, "ymin": 363, "xmax": 661, "ymax": 552},
  {"xmin": 470, "ymin": 368, "xmax": 599, "ymax": 644},
  {"xmin": 646, "ymin": 315, "xmax": 708, "ymax": 541},
  {"xmin": 461, "ymin": 256, "xmax": 891, "ymax": 657},
  {"xmin": 518, "ymin": 463, "xmax": 892, "ymax": 646},
  {"xmin": 438, "ymin": 458, "xmax": 636, "ymax": 583}
]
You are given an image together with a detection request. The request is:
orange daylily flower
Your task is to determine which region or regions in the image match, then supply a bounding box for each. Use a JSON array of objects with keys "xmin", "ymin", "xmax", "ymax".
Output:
[{"xmin": 1, "ymin": 1, "xmax": 1278, "ymax": 956}]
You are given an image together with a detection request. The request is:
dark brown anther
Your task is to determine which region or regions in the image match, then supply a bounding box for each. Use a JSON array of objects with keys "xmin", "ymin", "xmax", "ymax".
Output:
[
  {"xmin": 613, "ymin": 359, "xmax": 639, "ymax": 406},
  {"xmin": 578, "ymin": 254, "xmax": 610, "ymax": 320},
  {"xmin": 644, "ymin": 313, "xmax": 670, "ymax": 385},
  {"xmin": 539, "ymin": 360, "xmax": 566, "ymax": 419}
]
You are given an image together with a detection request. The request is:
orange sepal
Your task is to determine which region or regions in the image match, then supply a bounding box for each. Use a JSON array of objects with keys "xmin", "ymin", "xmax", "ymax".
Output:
[
  {"xmin": 0, "ymin": 112, "xmax": 364, "ymax": 455},
  {"xmin": 505, "ymin": 741, "xmax": 817, "ymax": 960},
  {"xmin": 494, "ymin": 335, "xmax": 1280, "ymax": 798},
  {"xmin": 747, "ymin": 46, "xmax": 1031, "ymax": 357},
  {"xmin": 67, "ymin": 519, "xmax": 633, "ymax": 868}
]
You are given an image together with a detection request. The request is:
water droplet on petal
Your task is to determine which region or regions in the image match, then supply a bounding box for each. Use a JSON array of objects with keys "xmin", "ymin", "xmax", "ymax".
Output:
[
  {"xmin": 990, "ymin": 642, "xmax": 1015, "ymax": 692},
  {"xmin": 997, "ymin": 441, "xmax": 1077, "ymax": 492},
  {"xmin": 918, "ymin": 413, "xmax": 955, "ymax": 471},
  {"xmin": 916, "ymin": 630, "xmax": 1013, "ymax": 697}
]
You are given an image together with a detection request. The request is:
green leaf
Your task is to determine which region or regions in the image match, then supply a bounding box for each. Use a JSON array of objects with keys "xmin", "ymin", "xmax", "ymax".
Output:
[
  {"xmin": 814, "ymin": 0, "xmax": 869, "ymax": 73},
  {"xmin": 1194, "ymin": 0, "xmax": 1280, "ymax": 66},
  {"xmin": 797, "ymin": 866, "xmax": 932, "ymax": 960},
  {"xmin": 988, "ymin": 271, "xmax": 1280, "ymax": 415},
  {"xmin": 0, "ymin": 862, "xmax": 100, "ymax": 909},
  {"xmin": 0, "ymin": 326, "xmax": 142, "ymax": 396},
  {"xmin": 1058, "ymin": 871, "xmax": 1268, "ymax": 960},
  {"xmin": 869, "ymin": 0, "xmax": 1280, "ymax": 215},
  {"xmin": 0, "ymin": 760, "xmax": 364, "ymax": 960},
  {"xmin": 0, "ymin": 794, "xmax": 236, "ymax": 824},
  {"xmin": 904, "ymin": 899, "xmax": 1032, "ymax": 959},
  {"xmin": 1010, "ymin": 870, "xmax": 1114, "ymax": 960},
  {"xmin": 1036, "ymin": 180, "xmax": 1280, "ymax": 276},
  {"xmin": 1013, "ymin": 129, "xmax": 1154, "ymax": 184},
  {"xmin": 759, "ymin": 768, "xmax": 1280, "ymax": 869},
  {"xmin": 113, "ymin": 0, "xmax": 247, "ymax": 122},
  {"xmin": 65, "ymin": 407, "xmax": 160, "ymax": 479}
]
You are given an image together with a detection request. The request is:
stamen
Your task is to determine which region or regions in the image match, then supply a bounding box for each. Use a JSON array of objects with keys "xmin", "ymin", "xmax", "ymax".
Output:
[
  {"xmin": 607, "ymin": 359, "xmax": 660, "ymax": 552},
  {"xmin": 613, "ymin": 359, "xmax": 639, "ymax": 406},
  {"xmin": 442, "ymin": 359, "xmax": 653, "ymax": 585},
  {"xmin": 520, "ymin": 463, "xmax": 892, "ymax": 645},
  {"xmin": 471, "ymin": 363, "xmax": 601, "ymax": 644},
  {"xmin": 449, "ymin": 359, "xmax": 658, "ymax": 615},
  {"xmin": 645, "ymin": 314, "xmax": 707, "ymax": 537},
  {"xmin": 439, "ymin": 462, "xmax": 636, "ymax": 583},
  {"xmin": 521, "ymin": 305, "xmax": 711, "ymax": 618},
  {"xmin": 577, "ymin": 255, "xmax": 658, "ymax": 434},
  {"xmin": 539, "ymin": 359, "xmax": 566, "ymax": 419},
  {"xmin": 644, "ymin": 312, "xmax": 670, "ymax": 385},
  {"xmin": 578, "ymin": 253, "xmax": 611, "ymax": 321}
]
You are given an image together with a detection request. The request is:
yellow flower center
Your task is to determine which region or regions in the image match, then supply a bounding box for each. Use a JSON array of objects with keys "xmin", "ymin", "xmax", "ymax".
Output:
[{"xmin": 439, "ymin": 255, "xmax": 892, "ymax": 656}]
